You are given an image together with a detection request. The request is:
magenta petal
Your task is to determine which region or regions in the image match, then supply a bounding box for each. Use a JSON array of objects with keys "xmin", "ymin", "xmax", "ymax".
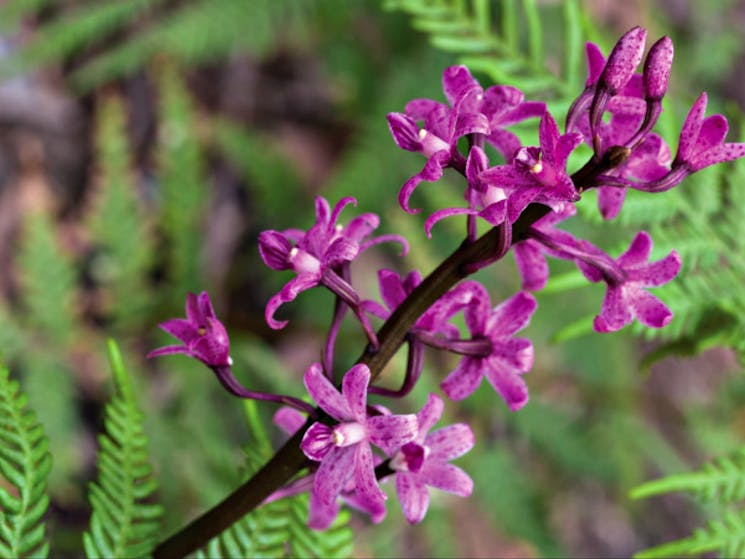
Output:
[
  {"xmin": 498, "ymin": 100, "xmax": 546, "ymax": 127},
  {"xmin": 677, "ymin": 93, "xmax": 707, "ymax": 162},
  {"xmin": 538, "ymin": 111, "xmax": 559, "ymax": 157},
  {"xmin": 396, "ymin": 473, "xmax": 430, "ymax": 525},
  {"xmin": 314, "ymin": 196, "xmax": 331, "ymax": 224},
  {"xmin": 158, "ymin": 318, "xmax": 198, "ymax": 343},
  {"xmin": 353, "ymin": 443, "xmax": 387, "ymax": 506},
  {"xmin": 308, "ymin": 488, "xmax": 340, "ymax": 531},
  {"xmin": 630, "ymin": 250, "xmax": 681, "ymax": 286},
  {"xmin": 692, "ymin": 142, "xmax": 745, "ymax": 171},
  {"xmin": 483, "ymin": 358, "xmax": 530, "ymax": 411},
  {"xmin": 329, "ymin": 196, "xmax": 357, "ymax": 226},
  {"xmin": 695, "ymin": 115, "xmax": 729, "ymax": 154},
  {"xmin": 368, "ymin": 414, "xmax": 418, "ymax": 454},
  {"xmin": 324, "ymin": 238, "xmax": 359, "ymax": 267},
  {"xmin": 618, "ymin": 231, "xmax": 653, "ymax": 268},
  {"xmin": 146, "ymin": 345, "xmax": 188, "ymax": 359},
  {"xmin": 258, "ymin": 230, "xmax": 293, "ymax": 270},
  {"xmin": 553, "ymin": 131, "xmax": 583, "ymax": 169},
  {"xmin": 345, "ymin": 212, "xmax": 380, "ymax": 243},
  {"xmin": 273, "ymin": 407, "xmax": 306, "ymax": 436},
  {"xmin": 341, "ymin": 364, "xmax": 371, "ymax": 422},
  {"xmin": 596, "ymin": 286, "xmax": 632, "ymax": 332},
  {"xmin": 585, "ymin": 42, "xmax": 607, "ymax": 86},
  {"xmin": 597, "ymin": 186, "xmax": 626, "ymax": 220},
  {"xmin": 405, "ymin": 98, "xmax": 445, "ymax": 120},
  {"xmin": 426, "ymin": 424, "xmax": 474, "ymax": 461},
  {"xmin": 486, "ymin": 128, "xmax": 522, "ymax": 162},
  {"xmin": 466, "ymin": 145, "xmax": 489, "ymax": 183},
  {"xmin": 378, "ymin": 269, "xmax": 407, "ymax": 311},
  {"xmin": 419, "ymin": 462, "xmax": 473, "ymax": 498},
  {"xmin": 398, "ymin": 151, "xmax": 449, "ymax": 213},
  {"xmin": 441, "ymin": 358, "xmax": 483, "ymax": 401},
  {"xmin": 415, "ymin": 393, "xmax": 444, "ymax": 439},
  {"xmin": 484, "ymin": 291, "xmax": 537, "ymax": 337},
  {"xmin": 304, "ymin": 362, "xmax": 351, "ymax": 421},
  {"xmin": 301, "ymin": 422, "xmax": 335, "ymax": 461},
  {"xmin": 631, "ymin": 289, "xmax": 673, "ymax": 328},
  {"xmin": 314, "ymin": 446, "xmax": 356, "ymax": 505},
  {"xmin": 513, "ymin": 242, "xmax": 549, "ymax": 291},
  {"xmin": 442, "ymin": 65, "xmax": 479, "ymax": 106},
  {"xmin": 387, "ymin": 112, "xmax": 423, "ymax": 152},
  {"xmin": 424, "ymin": 207, "xmax": 476, "ymax": 238},
  {"xmin": 184, "ymin": 292, "xmax": 201, "ymax": 324},
  {"xmin": 453, "ymin": 111, "xmax": 490, "ymax": 138},
  {"xmin": 265, "ymin": 273, "xmax": 321, "ymax": 329}
]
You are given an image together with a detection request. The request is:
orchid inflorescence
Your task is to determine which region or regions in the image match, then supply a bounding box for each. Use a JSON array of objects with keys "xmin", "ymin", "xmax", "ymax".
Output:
[{"xmin": 149, "ymin": 27, "xmax": 745, "ymax": 534}]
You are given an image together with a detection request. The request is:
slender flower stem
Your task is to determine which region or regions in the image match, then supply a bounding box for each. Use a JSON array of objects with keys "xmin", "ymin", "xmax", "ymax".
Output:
[{"xmin": 152, "ymin": 201, "xmax": 554, "ymax": 559}]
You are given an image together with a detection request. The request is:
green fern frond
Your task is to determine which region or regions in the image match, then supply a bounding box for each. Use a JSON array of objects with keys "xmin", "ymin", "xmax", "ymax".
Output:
[
  {"xmin": 0, "ymin": 366, "xmax": 52, "ymax": 559},
  {"xmin": 153, "ymin": 61, "xmax": 208, "ymax": 303},
  {"xmin": 634, "ymin": 509, "xmax": 745, "ymax": 559},
  {"xmin": 18, "ymin": 212, "xmax": 79, "ymax": 347},
  {"xmin": 631, "ymin": 448, "xmax": 745, "ymax": 504},
  {"xmin": 286, "ymin": 494, "xmax": 354, "ymax": 559},
  {"xmin": 87, "ymin": 94, "xmax": 155, "ymax": 332},
  {"xmin": 83, "ymin": 340, "xmax": 163, "ymax": 559},
  {"xmin": 384, "ymin": 0, "xmax": 586, "ymax": 99}
]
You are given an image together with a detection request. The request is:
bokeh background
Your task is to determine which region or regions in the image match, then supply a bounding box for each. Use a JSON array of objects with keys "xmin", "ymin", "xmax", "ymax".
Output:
[{"xmin": 1, "ymin": 0, "xmax": 745, "ymax": 557}]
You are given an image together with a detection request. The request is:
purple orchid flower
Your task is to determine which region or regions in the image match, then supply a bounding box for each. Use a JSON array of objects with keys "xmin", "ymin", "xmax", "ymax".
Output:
[
  {"xmin": 258, "ymin": 196, "xmax": 407, "ymax": 331},
  {"xmin": 387, "ymin": 84, "xmax": 489, "ymax": 213},
  {"xmin": 147, "ymin": 291, "xmax": 231, "ymax": 367},
  {"xmin": 300, "ymin": 363, "xmax": 418, "ymax": 530},
  {"xmin": 480, "ymin": 111, "xmax": 582, "ymax": 223},
  {"xmin": 389, "ymin": 393, "xmax": 474, "ymax": 524},
  {"xmin": 440, "ymin": 286, "xmax": 537, "ymax": 410},
  {"xmin": 578, "ymin": 231, "xmax": 681, "ymax": 332},
  {"xmin": 440, "ymin": 65, "xmax": 545, "ymax": 161}
]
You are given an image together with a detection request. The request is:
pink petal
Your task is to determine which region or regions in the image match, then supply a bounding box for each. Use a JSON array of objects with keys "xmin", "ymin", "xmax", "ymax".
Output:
[
  {"xmin": 486, "ymin": 128, "xmax": 522, "ymax": 162},
  {"xmin": 304, "ymin": 362, "xmax": 351, "ymax": 421},
  {"xmin": 424, "ymin": 207, "xmax": 476, "ymax": 238},
  {"xmin": 538, "ymin": 111, "xmax": 559, "ymax": 159},
  {"xmin": 158, "ymin": 318, "xmax": 198, "ymax": 343},
  {"xmin": 630, "ymin": 250, "xmax": 681, "ymax": 286},
  {"xmin": 185, "ymin": 292, "xmax": 201, "ymax": 323},
  {"xmin": 146, "ymin": 345, "xmax": 188, "ymax": 359},
  {"xmin": 426, "ymin": 423, "xmax": 474, "ymax": 461},
  {"xmin": 483, "ymin": 356, "xmax": 531, "ymax": 411},
  {"xmin": 344, "ymin": 212, "xmax": 380, "ymax": 243},
  {"xmin": 484, "ymin": 291, "xmax": 537, "ymax": 337},
  {"xmin": 497, "ymin": 100, "xmax": 546, "ymax": 127},
  {"xmin": 314, "ymin": 446, "xmax": 355, "ymax": 506},
  {"xmin": 273, "ymin": 407, "xmax": 306, "ymax": 436},
  {"xmin": 258, "ymin": 230, "xmax": 293, "ymax": 270},
  {"xmin": 353, "ymin": 443, "xmax": 387, "ymax": 506},
  {"xmin": 387, "ymin": 112, "xmax": 422, "ymax": 152},
  {"xmin": 395, "ymin": 472, "xmax": 430, "ymax": 524},
  {"xmin": 415, "ymin": 393, "xmax": 444, "ymax": 440},
  {"xmin": 314, "ymin": 196, "xmax": 331, "ymax": 225},
  {"xmin": 419, "ymin": 462, "xmax": 474, "ymax": 497},
  {"xmin": 691, "ymin": 142, "xmax": 745, "ymax": 171},
  {"xmin": 308, "ymin": 487, "xmax": 341, "ymax": 531},
  {"xmin": 378, "ymin": 269, "xmax": 407, "ymax": 311},
  {"xmin": 694, "ymin": 115, "xmax": 728, "ymax": 155},
  {"xmin": 618, "ymin": 231, "xmax": 653, "ymax": 268},
  {"xmin": 405, "ymin": 98, "xmax": 444, "ymax": 120},
  {"xmin": 265, "ymin": 273, "xmax": 321, "ymax": 329},
  {"xmin": 441, "ymin": 358, "xmax": 483, "ymax": 401},
  {"xmin": 341, "ymin": 364, "xmax": 371, "ymax": 422},
  {"xmin": 466, "ymin": 145, "xmax": 489, "ymax": 183},
  {"xmin": 442, "ymin": 65, "xmax": 479, "ymax": 106},
  {"xmin": 301, "ymin": 422, "xmax": 335, "ymax": 461},
  {"xmin": 368, "ymin": 414, "xmax": 418, "ymax": 455},
  {"xmin": 676, "ymin": 92, "xmax": 707, "ymax": 162},
  {"xmin": 585, "ymin": 42, "xmax": 607, "ymax": 86},
  {"xmin": 594, "ymin": 285, "xmax": 632, "ymax": 332},
  {"xmin": 513, "ymin": 242, "xmax": 549, "ymax": 291},
  {"xmin": 597, "ymin": 186, "xmax": 626, "ymax": 220},
  {"xmin": 398, "ymin": 151, "xmax": 449, "ymax": 213},
  {"xmin": 630, "ymin": 288, "xmax": 673, "ymax": 328},
  {"xmin": 553, "ymin": 131, "xmax": 583, "ymax": 170}
]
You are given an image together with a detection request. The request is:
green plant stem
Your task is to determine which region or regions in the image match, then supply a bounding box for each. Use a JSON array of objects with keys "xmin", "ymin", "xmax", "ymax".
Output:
[{"xmin": 152, "ymin": 203, "xmax": 553, "ymax": 558}]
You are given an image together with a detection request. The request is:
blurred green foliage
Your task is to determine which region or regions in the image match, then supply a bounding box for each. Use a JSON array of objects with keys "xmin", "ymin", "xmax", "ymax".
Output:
[{"xmin": 0, "ymin": 0, "xmax": 743, "ymax": 557}]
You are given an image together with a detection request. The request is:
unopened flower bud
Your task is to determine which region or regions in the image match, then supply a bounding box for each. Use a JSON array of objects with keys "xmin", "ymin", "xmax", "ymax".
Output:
[
  {"xmin": 643, "ymin": 36, "xmax": 674, "ymax": 100},
  {"xmin": 599, "ymin": 26, "xmax": 647, "ymax": 94}
]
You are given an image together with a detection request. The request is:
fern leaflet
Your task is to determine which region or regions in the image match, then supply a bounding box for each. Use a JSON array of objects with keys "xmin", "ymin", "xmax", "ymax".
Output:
[
  {"xmin": 83, "ymin": 340, "xmax": 163, "ymax": 559},
  {"xmin": 0, "ymin": 366, "xmax": 52, "ymax": 559}
]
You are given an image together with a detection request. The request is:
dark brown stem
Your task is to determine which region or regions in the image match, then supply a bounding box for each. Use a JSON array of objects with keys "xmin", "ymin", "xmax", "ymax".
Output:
[{"xmin": 152, "ymin": 201, "xmax": 554, "ymax": 559}]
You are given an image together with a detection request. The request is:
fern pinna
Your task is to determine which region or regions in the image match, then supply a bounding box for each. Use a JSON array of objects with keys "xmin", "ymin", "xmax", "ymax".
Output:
[
  {"xmin": 0, "ymin": 366, "xmax": 51, "ymax": 559},
  {"xmin": 83, "ymin": 341, "xmax": 163, "ymax": 558}
]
